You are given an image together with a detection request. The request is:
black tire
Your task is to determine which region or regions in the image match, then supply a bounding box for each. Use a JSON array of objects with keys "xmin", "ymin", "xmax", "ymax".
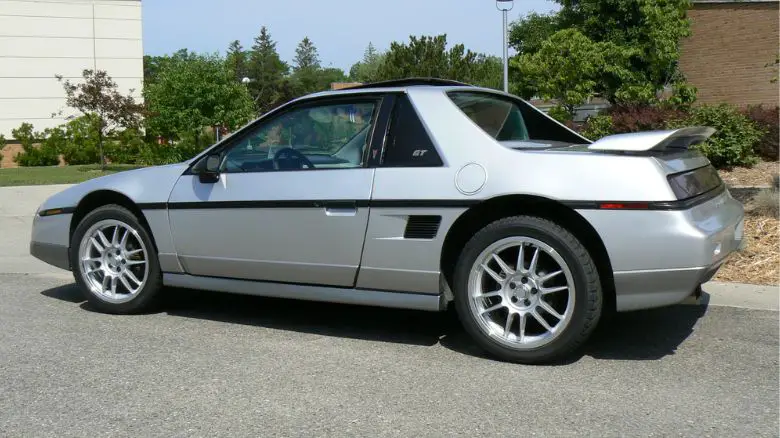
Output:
[
  {"xmin": 453, "ymin": 215, "xmax": 602, "ymax": 364},
  {"xmin": 69, "ymin": 204, "xmax": 162, "ymax": 314}
]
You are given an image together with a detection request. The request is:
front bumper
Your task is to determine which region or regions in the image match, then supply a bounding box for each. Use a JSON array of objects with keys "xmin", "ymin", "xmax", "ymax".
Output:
[
  {"xmin": 30, "ymin": 241, "xmax": 70, "ymax": 271},
  {"xmin": 29, "ymin": 211, "xmax": 73, "ymax": 271}
]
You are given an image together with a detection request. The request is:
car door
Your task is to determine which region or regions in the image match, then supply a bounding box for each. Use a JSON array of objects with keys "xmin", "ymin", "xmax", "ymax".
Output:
[{"xmin": 167, "ymin": 94, "xmax": 392, "ymax": 287}]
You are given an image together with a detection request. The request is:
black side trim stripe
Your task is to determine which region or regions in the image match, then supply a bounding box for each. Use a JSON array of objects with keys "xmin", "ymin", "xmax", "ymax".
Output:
[
  {"xmin": 137, "ymin": 202, "xmax": 167, "ymax": 210},
  {"xmin": 561, "ymin": 184, "xmax": 726, "ymax": 211},
  {"xmin": 40, "ymin": 186, "xmax": 727, "ymax": 216},
  {"xmin": 141, "ymin": 199, "xmax": 480, "ymax": 210}
]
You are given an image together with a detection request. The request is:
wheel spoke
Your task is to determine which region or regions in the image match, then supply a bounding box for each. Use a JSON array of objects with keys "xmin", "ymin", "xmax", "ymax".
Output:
[
  {"xmin": 539, "ymin": 300, "xmax": 563, "ymax": 320},
  {"xmin": 475, "ymin": 290, "xmax": 502, "ymax": 300},
  {"xmin": 504, "ymin": 311, "xmax": 515, "ymax": 337},
  {"xmin": 82, "ymin": 257, "xmax": 102, "ymax": 264},
  {"xmin": 541, "ymin": 285, "xmax": 568, "ymax": 295},
  {"xmin": 126, "ymin": 259, "xmax": 146, "ymax": 266},
  {"xmin": 481, "ymin": 264, "xmax": 504, "ymax": 284},
  {"xmin": 101, "ymin": 274, "xmax": 110, "ymax": 294},
  {"xmin": 120, "ymin": 227, "xmax": 129, "ymax": 248},
  {"xmin": 126, "ymin": 248, "xmax": 143, "ymax": 257},
  {"xmin": 529, "ymin": 247, "xmax": 540, "ymax": 275},
  {"xmin": 119, "ymin": 272, "xmax": 135, "ymax": 293},
  {"xmin": 516, "ymin": 243, "xmax": 525, "ymax": 272},
  {"xmin": 90, "ymin": 237, "xmax": 104, "ymax": 253},
  {"xmin": 480, "ymin": 303, "xmax": 504, "ymax": 315},
  {"xmin": 532, "ymin": 310, "xmax": 553, "ymax": 332},
  {"xmin": 111, "ymin": 226, "xmax": 119, "ymax": 245},
  {"xmin": 96, "ymin": 230, "xmax": 111, "ymax": 248},
  {"xmin": 110, "ymin": 276, "xmax": 118, "ymax": 297},
  {"xmin": 124, "ymin": 269, "xmax": 142, "ymax": 285},
  {"xmin": 518, "ymin": 313, "xmax": 527, "ymax": 341},
  {"xmin": 491, "ymin": 253, "xmax": 514, "ymax": 276},
  {"xmin": 540, "ymin": 270, "xmax": 563, "ymax": 284}
]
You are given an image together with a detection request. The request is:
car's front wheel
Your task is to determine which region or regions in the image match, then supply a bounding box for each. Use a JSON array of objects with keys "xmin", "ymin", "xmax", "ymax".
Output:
[
  {"xmin": 69, "ymin": 204, "xmax": 162, "ymax": 314},
  {"xmin": 453, "ymin": 215, "xmax": 602, "ymax": 364}
]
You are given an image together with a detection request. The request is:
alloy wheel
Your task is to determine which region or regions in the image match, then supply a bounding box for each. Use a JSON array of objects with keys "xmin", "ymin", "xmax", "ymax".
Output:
[
  {"xmin": 77, "ymin": 219, "xmax": 149, "ymax": 304},
  {"xmin": 467, "ymin": 236, "xmax": 576, "ymax": 350}
]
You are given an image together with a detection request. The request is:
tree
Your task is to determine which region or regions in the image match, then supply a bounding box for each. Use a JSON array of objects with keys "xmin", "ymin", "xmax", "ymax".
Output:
[
  {"xmin": 55, "ymin": 69, "xmax": 144, "ymax": 169},
  {"xmin": 246, "ymin": 26, "xmax": 289, "ymax": 114},
  {"xmin": 509, "ymin": 12, "xmax": 560, "ymax": 55},
  {"xmin": 291, "ymin": 37, "xmax": 325, "ymax": 94},
  {"xmin": 143, "ymin": 51, "xmax": 255, "ymax": 146},
  {"xmin": 226, "ymin": 40, "xmax": 248, "ymax": 82},
  {"xmin": 293, "ymin": 36, "xmax": 321, "ymax": 71},
  {"xmin": 509, "ymin": 0, "xmax": 694, "ymax": 106},
  {"xmin": 375, "ymin": 34, "xmax": 480, "ymax": 82},
  {"xmin": 349, "ymin": 42, "xmax": 385, "ymax": 83}
]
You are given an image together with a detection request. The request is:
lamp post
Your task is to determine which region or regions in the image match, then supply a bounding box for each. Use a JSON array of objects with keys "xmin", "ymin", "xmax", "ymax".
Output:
[{"xmin": 496, "ymin": 0, "xmax": 514, "ymax": 93}]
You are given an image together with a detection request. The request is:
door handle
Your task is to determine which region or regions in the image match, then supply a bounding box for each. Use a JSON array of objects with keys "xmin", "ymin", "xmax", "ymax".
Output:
[{"xmin": 324, "ymin": 201, "xmax": 357, "ymax": 216}]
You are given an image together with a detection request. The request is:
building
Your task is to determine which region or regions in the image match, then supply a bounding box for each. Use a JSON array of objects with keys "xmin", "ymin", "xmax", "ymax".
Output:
[
  {"xmin": 0, "ymin": 0, "xmax": 143, "ymax": 144},
  {"xmin": 679, "ymin": 0, "xmax": 779, "ymax": 107}
]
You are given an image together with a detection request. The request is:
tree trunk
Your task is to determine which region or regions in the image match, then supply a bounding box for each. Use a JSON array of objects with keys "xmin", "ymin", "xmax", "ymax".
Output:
[{"xmin": 98, "ymin": 126, "xmax": 105, "ymax": 171}]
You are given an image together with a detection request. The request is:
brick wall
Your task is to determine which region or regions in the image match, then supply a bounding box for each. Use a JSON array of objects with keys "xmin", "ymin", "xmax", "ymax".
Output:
[{"xmin": 679, "ymin": 1, "xmax": 780, "ymax": 107}]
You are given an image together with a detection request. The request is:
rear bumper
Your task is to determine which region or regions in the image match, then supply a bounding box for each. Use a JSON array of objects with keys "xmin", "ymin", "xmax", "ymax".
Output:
[
  {"xmin": 30, "ymin": 241, "xmax": 70, "ymax": 271},
  {"xmin": 613, "ymin": 260, "xmax": 728, "ymax": 311},
  {"xmin": 577, "ymin": 188, "xmax": 745, "ymax": 311}
]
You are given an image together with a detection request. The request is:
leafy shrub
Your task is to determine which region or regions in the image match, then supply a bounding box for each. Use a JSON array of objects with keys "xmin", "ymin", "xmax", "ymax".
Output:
[
  {"xmin": 12, "ymin": 123, "xmax": 59, "ymax": 167},
  {"xmin": 742, "ymin": 105, "xmax": 778, "ymax": 161},
  {"xmin": 580, "ymin": 104, "xmax": 686, "ymax": 140},
  {"xmin": 606, "ymin": 104, "xmax": 685, "ymax": 133},
  {"xmin": 106, "ymin": 128, "xmax": 146, "ymax": 164},
  {"xmin": 580, "ymin": 114, "xmax": 615, "ymax": 140},
  {"xmin": 60, "ymin": 115, "xmax": 100, "ymax": 165},
  {"xmin": 670, "ymin": 104, "xmax": 762, "ymax": 168}
]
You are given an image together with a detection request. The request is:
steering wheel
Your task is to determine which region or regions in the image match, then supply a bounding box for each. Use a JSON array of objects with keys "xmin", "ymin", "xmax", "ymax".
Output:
[{"xmin": 273, "ymin": 147, "xmax": 315, "ymax": 170}]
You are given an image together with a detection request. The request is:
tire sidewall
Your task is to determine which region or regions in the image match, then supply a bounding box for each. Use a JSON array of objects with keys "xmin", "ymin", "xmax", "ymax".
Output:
[
  {"xmin": 453, "ymin": 217, "xmax": 600, "ymax": 363},
  {"xmin": 69, "ymin": 205, "xmax": 161, "ymax": 314}
]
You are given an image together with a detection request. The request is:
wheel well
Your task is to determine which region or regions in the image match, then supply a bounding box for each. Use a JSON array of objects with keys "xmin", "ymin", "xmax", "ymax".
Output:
[
  {"xmin": 69, "ymin": 190, "xmax": 156, "ymax": 251},
  {"xmin": 440, "ymin": 195, "xmax": 616, "ymax": 313}
]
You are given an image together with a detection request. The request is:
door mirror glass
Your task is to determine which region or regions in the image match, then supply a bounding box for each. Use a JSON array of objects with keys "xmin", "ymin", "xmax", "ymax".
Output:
[
  {"xmin": 199, "ymin": 154, "xmax": 221, "ymax": 183},
  {"xmin": 205, "ymin": 154, "xmax": 221, "ymax": 173}
]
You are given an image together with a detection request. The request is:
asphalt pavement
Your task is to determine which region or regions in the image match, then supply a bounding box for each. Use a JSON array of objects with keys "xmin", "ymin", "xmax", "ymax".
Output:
[{"xmin": 0, "ymin": 184, "xmax": 778, "ymax": 437}]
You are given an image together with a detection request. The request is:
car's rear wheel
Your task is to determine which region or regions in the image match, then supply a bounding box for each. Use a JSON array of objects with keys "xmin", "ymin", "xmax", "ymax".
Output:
[
  {"xmin": 69, "ymin": 204, "xmax": 162, "ymax": 314},
  {"xmin": 453, "ymin": 215, "xmax": 602, "ymax": 364}
]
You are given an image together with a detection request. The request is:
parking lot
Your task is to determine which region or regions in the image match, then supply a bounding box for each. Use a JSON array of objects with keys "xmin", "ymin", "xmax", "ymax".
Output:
[{"xmin": 1, "ymin": 185, "xmax": 778, "ymax": 436}]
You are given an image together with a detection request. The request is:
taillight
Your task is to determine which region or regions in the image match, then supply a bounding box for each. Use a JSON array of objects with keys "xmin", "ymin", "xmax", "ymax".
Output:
[{"xmin": 667, "ymin": 165, "xmax": 722, "ymax": 200}]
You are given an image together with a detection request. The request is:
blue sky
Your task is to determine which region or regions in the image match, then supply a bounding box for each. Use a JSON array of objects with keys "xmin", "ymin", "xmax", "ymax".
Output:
[{"xmin": 142, "ymin": 0, "xmax": 558, "ymax": 72}]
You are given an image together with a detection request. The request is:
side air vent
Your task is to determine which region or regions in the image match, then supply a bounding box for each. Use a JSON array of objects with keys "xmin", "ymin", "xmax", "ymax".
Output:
[{"xmin": 404, "ymin": 215, "xmax": 442, "ymax": 239}]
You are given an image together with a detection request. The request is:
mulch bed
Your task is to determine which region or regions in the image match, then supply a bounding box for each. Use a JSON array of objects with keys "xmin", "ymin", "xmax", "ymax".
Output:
[
  {"xmin": 715, "ymin": 214, "xmax": 779, "ymax": 285},
  {"xmin": 718, "ymin": 160, "xmax": 778, "ymax": 187}
]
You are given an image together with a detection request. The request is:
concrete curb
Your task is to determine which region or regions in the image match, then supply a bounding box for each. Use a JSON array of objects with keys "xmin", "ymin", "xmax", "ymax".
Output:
[{"xmin": 683, "ymin": 281, "xmax": 780, "ymax": 311}]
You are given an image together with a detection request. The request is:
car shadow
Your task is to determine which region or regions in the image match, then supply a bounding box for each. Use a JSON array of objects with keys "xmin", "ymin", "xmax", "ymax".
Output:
[{"xmin": 40, "ymin": 284, "xmax": 710, "ymax": 363}]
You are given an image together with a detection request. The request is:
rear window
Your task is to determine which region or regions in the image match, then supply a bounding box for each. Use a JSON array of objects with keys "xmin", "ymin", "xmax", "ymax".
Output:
[
  {"xmin": 447, "ymin": 91, "xmax": 589, "ymax": 145},
  {"xmin": 447, "ymin": 92, "xmax": 529, "ymax": 141}
]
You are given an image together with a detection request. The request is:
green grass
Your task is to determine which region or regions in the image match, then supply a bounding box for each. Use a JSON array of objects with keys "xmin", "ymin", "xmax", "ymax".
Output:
[{"xmin": 0, "ymin": 164, "xmax": 143, "ymax": 187}]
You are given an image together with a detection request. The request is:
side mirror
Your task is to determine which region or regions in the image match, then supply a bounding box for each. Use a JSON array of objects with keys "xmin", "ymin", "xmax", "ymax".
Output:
[{"xmin": 198, "ymin": 154, "xmax": 221, "ymax": 184}]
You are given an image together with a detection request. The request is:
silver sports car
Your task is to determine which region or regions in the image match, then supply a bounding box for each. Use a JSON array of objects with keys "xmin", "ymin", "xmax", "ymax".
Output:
[{"xmin": 30, "ymin": 78, "xmax": 744, "ymax": 363}]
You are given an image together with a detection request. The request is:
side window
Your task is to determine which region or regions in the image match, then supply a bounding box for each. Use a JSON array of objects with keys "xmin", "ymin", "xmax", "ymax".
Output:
[
  {"xmin": 382, "ymin": 95, "xmax": 443, "ymax": 167},
  {"xmin": 220, "ymin": 100, "xmax": 377, "ymax": 172},
  {"xmin": 447, "ymin": 92, "xmax": 529, "ymax": 141}
]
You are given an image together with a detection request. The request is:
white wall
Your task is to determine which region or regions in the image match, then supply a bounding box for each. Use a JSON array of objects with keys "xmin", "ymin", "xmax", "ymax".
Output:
[{"xmin": 0, "ymin": 0, "xmax": 143, "ymax": 139}]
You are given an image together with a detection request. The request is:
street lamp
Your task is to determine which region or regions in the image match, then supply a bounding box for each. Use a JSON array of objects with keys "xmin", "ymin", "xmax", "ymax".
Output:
[{"xmin": 496, "ymin": 0, "xmax": 514, "ymax": 93}]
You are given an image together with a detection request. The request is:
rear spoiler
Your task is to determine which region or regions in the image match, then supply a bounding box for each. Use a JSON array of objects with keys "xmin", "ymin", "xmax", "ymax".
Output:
[{"xmin": 587, "ymin": 126, "xmax": 715, "ymax": 152}]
